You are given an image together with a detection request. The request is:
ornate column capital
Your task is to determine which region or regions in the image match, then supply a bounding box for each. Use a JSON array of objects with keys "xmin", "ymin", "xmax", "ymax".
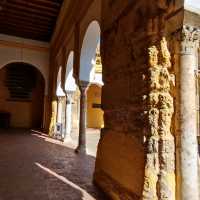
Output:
[
  {"xmin": 66, "ymin": 91, "xmax": 74, "ymax": 104},
  {"xmin": 181, "ymin": 25, "xmax": 200, "ymax": 54},
  {"xmin": 78, "ymin": 81, "xmax": 90, "ymax": 94},
  {"xmin": 57, "ymin": 96, "xmax": 66, "ymax": 103}
]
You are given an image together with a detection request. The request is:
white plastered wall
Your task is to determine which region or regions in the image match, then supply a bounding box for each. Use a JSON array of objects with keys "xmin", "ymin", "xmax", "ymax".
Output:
[{"xmin": 65, "ymin": 51, "xmax": 76, "ymax": 92}]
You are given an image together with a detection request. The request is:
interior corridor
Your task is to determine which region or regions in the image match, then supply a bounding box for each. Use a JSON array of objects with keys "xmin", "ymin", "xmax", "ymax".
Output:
[{"xmin": 0, "ymin": 129, "xmax": 107, "ymax": 200}]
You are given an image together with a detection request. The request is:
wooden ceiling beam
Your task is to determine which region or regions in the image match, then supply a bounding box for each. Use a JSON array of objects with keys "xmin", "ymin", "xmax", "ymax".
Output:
[
  {"xmin": 0, "ymin": 13, "xmax": 54, "ymax": 27},
  {"xmin": 28, "ymin": 0, "xmax": 61, "ymax": 7},
  {"xmin": 6, "ymin": 3, "xmax": 58, "ymax": 17},
  {"xmin": 0, "ymin": 0, "xmax": 63, "ymax": 41},
  {"xmin": 9, "ymin": 0, "xmax": 59, "ymax": 13},
  {"xmin": 1, "ymin": 22, "xmax": 52, "ymax": 35},
  {"xmin": 3, "ymin": 9, "xmax": 56, "ymax": 22},
  {"xmin": 0, "ymin": 26, "xmax": 51, "ymax": 41},
  {"xmin": 0, "ymin": 15, "xmax": 52, "ymax": 30},
  {"xmin": 0, "ymin": 19, "xmax": 52, "ymax": 32},
  {"xmin": 0, "ymin": 28, "xmax": 49, "ymax": 39}
]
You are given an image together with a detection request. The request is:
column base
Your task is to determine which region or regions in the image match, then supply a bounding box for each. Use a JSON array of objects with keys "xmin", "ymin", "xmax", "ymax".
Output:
[{"xmin": 75, "ymin": 145, "xmax": 86, "ymax": 154}]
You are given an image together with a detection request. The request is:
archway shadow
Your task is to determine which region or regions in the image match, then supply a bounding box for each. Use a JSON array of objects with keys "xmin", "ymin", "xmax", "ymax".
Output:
[{"xmin": 0, "ymin": 129, "xmax": 108, "ymax": 200}]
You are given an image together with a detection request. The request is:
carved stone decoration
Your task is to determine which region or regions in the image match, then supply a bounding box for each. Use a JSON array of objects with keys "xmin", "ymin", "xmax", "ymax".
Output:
[
  {"xmin": 181, "ymin": 25, "xmax": 200, "ymax": 54},
  {"xmin": 143, "ymin": 38, "xmax": 175, "ymax": 200}
]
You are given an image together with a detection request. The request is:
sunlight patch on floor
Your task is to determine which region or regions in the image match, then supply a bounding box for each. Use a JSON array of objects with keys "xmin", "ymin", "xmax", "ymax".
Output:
[{"xmin": 35, "ymin": 162, "xmax": 96, "ymax": 200}]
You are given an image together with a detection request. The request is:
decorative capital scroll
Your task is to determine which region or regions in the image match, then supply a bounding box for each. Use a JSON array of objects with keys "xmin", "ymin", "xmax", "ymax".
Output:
[
  {"xmin": 181, "ymin": 25, "xmax": 200, "ymax": 54},
  {"xmin": 79, "ymin": 81, "xmax": 90, "ymax": 95}
]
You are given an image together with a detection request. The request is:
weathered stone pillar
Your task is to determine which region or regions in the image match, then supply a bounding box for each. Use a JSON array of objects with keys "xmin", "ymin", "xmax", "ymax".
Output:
[
  {"xmin": 49, "ymin": 98, "xmax": 57, "ymax": 136},
  {"xmin": 57, "ymin": 96, "xmax": 63, "ymax": 123},
  {"xmin": 61, "ymin": 96, "xmax": 67, "ymax": 139},
  {"xmin": 57, "ymin": 96, "xmax": 65, "ymax": 123},
  {"xmin": 142, "ymin": 38, "xmax": 175, "ymax": 200},
  {"xmin": 64, "ymin": 92, "xmax": 74, "ymax": 141},
  {"xmin": 75, "ymin": 81, "xmax": 89, "ymax": 153},
  {"xmin": 42, "ymin": 95, "xmax": 48, "ymax": 130},
  {"xmin": 180, "ymin": 25, "xmax": 199, "ymax": 200},
  {"xmin": 56, "ymin": 96, "xmax": 66, "ymax": 138}
]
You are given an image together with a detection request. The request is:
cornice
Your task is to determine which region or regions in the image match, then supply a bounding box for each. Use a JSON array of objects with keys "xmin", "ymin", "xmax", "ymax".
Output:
[{"xmin": 0, "ymin": 39, "xmax": 49, "ymax": 52}]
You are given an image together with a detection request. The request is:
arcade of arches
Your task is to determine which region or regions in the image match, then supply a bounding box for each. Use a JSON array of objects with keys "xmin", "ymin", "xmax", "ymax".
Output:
[{"xmin": 0, "ymin": 0, "xmax": 200, "ymax": 200}]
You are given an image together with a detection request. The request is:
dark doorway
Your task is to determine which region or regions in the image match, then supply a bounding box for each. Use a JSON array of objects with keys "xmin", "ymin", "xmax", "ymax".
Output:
[{"xmin": 0, "ymin": 62, "xmax": 45, "ymax": 129}]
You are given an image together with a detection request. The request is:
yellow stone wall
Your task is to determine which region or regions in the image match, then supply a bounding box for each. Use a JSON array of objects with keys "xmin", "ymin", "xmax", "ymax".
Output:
[
  {"xmin": 0, "ymin": 67, "xmax": 44, "ymax": 128},
  {"xmin": 87, "ymin": 84, "xmax": 104, "ymax": 128}
]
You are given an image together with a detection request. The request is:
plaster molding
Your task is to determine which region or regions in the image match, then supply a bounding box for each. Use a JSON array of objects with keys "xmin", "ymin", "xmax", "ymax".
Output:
[{"xmin": 0, "ymin": 39, "xmax": 49, "ymax": 52}]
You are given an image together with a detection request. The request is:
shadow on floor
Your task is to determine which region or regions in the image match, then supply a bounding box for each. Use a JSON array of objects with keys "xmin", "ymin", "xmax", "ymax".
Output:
[{"xmin": 0, "ymin": 129, "xmax": 108, "ymax": 200}]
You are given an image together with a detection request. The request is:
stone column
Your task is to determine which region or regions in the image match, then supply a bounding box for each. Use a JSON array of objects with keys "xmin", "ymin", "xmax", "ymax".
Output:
[
  {"xmin": 57, "ymin": 96, "xmax": 63, "ymax": 123},
  {"xmin": 75, "ymin": 81, "xmax": 89, "ymax": 154},
  {"xmin": 142, "ymin": 38, "xmax": 175, "ymax": 200},
  {"xmin": 64, "ymin": 92, "xmax": 74, "ymax": 141},
  {"xmin": 61, "ymin": 96, "xmax": 67, "ymax": 140},
  {"xmin": 56, "ymin": 96, "xmax": 66, "ymax": 139},
  {"xmin": 180, "ymin": 25, "xmax": 199, "ymax": 200},
  {"xmin": 42, "ymin": 95, "xmax": 48, "ymax": 130},
  {"xmin": 49, "ymin": 98, "xmax": 57, "ymax": 136}
]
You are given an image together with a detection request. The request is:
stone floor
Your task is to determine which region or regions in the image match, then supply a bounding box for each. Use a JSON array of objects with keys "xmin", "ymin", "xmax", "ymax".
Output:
[
  {"xmin": 0, "ymin": 129, "xmax": 108, "ymax": 200},
  {"xmin": 66, "ymin": 128, "xmax": 101, "ymax": 157},
  {"xmin": 50, "ymin": 128, "xmax": 101, "ymax": 157}
]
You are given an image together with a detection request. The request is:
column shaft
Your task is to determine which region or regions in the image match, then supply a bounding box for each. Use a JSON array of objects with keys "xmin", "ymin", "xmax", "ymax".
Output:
[
  {"xmin": 75, "ymin": 81, "xmax": 89, "ymax": 153},
  {"xmin": 180, "ymin": 25, "xmax": 199, "ymax": 200},
  {"xmin": 64, "ymin": 93, "xmax": 73, "ymax": 141}
]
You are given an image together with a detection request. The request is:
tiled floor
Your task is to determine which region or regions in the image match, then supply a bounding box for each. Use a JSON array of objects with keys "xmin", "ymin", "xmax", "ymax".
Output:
[{"xmin": 0, "ymin": 129, "xmax": 107, "ymax": 200}]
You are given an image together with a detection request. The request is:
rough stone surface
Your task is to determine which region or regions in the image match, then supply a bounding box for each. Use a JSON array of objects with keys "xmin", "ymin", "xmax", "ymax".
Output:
[
  {"xmin": 95, "ymin": 1, "xmax": 182, "ymax": 199},
  {"xmin": 142, "ymin": 38, "xmax": 175, "ymax": 200},
  {"xmin": 0, "ymin": 129, "xmax": 108, "ymax": 200}
]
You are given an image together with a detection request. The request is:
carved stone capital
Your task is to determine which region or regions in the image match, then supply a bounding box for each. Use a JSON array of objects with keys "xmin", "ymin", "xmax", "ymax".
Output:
[
  {"xmin": 66, "ymin": 92, "xmax": 74, "ymax": 104},
  {"xmin": 181, "ymin": 25, "xmax": 200, "ymax": 54},
  {"xmin": 57, "ymin": 96, "xmax": 66, "ymax": 103},
  {"xmin": 78, "ymin": 81, "xmax": 90, "ymax": 95}
]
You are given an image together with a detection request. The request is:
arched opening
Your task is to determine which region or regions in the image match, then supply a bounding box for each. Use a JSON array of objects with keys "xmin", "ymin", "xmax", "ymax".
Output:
[
  {"xmin": 0, "ymin": 62, "xmax": 45, "ymax": 129},
  {"xmin": 76, "ymin": 21, "xmax": 103, "ymax": 156},
  {"xmin": 64, "ymin": 51, "xmax": 79, "ymax": 141},
  {"xmin": 87, "ymin": 84, "xmax": 104, "ymax": 129},
  {"xmin": 80, "ymin": 21, "xmax": 101, "ymax": 82}
]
